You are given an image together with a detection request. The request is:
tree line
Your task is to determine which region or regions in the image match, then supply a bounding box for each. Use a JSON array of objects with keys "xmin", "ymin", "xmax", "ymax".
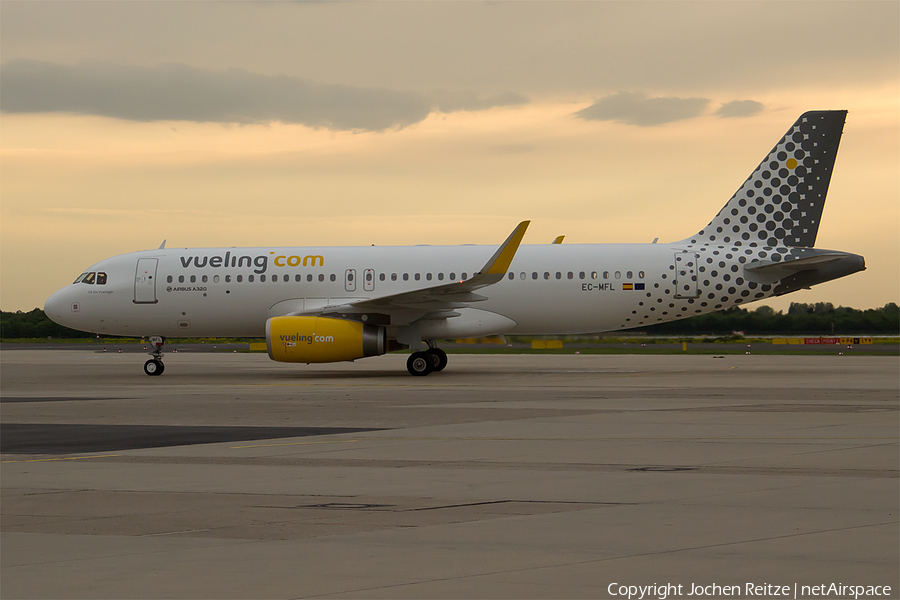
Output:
[
  {"xmin": 635, "ymin": 302, "xmax": 899, "ymax": 336},
  {"xmin": 1, "ymin": 303, "xmax": 898, "ymax": 340}
]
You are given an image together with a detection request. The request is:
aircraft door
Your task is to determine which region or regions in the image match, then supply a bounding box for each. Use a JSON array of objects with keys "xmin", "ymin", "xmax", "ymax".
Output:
[
  {"xmin": 673, "ymin": 252, "xmax": 700, "ymax": 299},
  {"xmin": 345, "ymin": 269, "xmax": 356, "ymax": 292},
  {"xmin": 363, "ymin": 269, "xmax": 375, "ymax": 292},
  {"xmin": 134, "ymin": 258, "xmax": 159, "ymax": 304}
]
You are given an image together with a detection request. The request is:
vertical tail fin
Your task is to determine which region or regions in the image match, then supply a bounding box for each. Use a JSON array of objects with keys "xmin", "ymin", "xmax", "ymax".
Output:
[{"xmin": 683, "ymin": 111, "xmax": 846, "ymax": 249}]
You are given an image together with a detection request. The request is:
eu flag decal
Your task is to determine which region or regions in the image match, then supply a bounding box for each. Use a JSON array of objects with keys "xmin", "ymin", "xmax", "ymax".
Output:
[{"xmin": 635, "ymin": 283, "xmax": 645, "ymax": 290}]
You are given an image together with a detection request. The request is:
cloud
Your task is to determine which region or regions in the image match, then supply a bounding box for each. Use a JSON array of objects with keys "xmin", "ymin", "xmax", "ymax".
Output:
[
  {"xmin": 0, "ymin": 60, "xmax": 530, "ymax": 131},
  {"xmin": 432, "ymin": 90, "xmax": 529, "ymax": 113},
  {"xmin": 716, "ymin": 100, "xmax": 765, "ymax": 118},
  {"xmin": 0, "ymin": 59, "xmax": 435, "ymax": 131},
  {"xmin": 574, "ymin": 92, "xmax": 709, "ymax": 126}
]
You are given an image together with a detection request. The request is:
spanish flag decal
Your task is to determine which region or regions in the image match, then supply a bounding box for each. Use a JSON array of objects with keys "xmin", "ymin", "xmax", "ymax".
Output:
[{"xmin": 622, "ymin": 283, "xmax": 634, "ymax": 291}]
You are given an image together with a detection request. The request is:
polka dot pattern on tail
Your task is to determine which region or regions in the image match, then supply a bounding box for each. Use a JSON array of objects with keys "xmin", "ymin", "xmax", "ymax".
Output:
[{"xmin": 682, "ymin": 111, "xmax": 846, "ymax": 249}]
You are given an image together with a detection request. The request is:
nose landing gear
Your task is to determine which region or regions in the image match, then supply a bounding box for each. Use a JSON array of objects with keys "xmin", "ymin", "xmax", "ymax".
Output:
[{"xmin": 143, "ymin": 336, "xmax": 165, "ymax": 376}]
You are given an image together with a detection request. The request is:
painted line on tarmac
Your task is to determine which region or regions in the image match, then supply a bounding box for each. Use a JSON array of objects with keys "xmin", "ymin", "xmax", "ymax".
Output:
[
  {"xmin": 232, "ymin": 366, "xmax": 740, "ymax": 387},
  {"xmin": 230, "ymin": 435, "xmax": 897, "ymax": 449},
  {"xmin": 231, "ymin": 439, "xmax": 361, "ymax": 449},
  {"xmin": 1, "ymin": 454, "xmax": 121, "ymax": 463}
]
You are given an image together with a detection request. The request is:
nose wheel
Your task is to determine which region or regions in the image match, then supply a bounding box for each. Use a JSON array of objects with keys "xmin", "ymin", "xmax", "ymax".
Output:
[
  {"xmin": 144, "ymin": 359, "xmax": 165, "ymax": 376},
  {"xmin": 144, "ymin": 335, "xmax": 166, "ymax": 376}
]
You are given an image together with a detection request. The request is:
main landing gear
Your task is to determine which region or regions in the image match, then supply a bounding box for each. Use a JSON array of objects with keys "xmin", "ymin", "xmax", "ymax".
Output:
[
  {"xmin": 143, "ymin": 335, "xmax": 165, "ymax": 376},
  {"xmin": 406, "ymin": 342, "xmax": 448, "ymax": 376}
]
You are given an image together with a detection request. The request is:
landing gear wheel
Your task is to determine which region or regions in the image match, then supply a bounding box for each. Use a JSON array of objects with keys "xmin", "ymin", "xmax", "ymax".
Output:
[
  {"xmin": 143, "ymin": 359, "xmax": 164, "ymax": 376},
  {"xmin": 407, "ymin": 351, "xmax": 434, "ymax": 376},
  {"xmin": 425, "ymin": 348, "xmax": 448, "ymax": 372}
]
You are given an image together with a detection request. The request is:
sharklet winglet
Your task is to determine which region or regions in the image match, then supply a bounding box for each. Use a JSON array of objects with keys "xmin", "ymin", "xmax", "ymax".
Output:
[{"xmin": 480, "ymin": 221, "xmax": 530, "ymax": 277}]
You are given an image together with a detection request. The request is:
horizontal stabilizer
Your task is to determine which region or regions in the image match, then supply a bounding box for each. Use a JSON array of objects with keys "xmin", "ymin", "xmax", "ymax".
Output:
[
  {"xmin": 744, "ymin": 249, "xmax": 865, "ymax": 292},
  {"xmin": 745, "ymin": 252, "xmax": 846, "ymax": 278}
]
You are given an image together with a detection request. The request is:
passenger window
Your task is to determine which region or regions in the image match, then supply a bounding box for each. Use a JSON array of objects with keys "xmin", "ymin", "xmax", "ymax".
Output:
[
  {"xmin": 579, "ymin": 271, "xmax": 585, "ymax": 279},
  {"xmin": 178, "ymin": 275, "xmax": 184, "ymax": 283},
  {"xmin": 603, "ymin": 271, "xmax": 609, "ymax": 279},
  {"xmin": 543, "ymin": 272, "xmax": 550, "ymax": 280},
  {"xmin": 330, "ymin": 274, "xmax": 336, "ymax": 282},
  {"xmin": 391, "ymin": 273, "xmax": 397, "ymax": 281},
  {"xmin": 214, "ymin": 275, "xmax": 220, "ymax": 283},
  {"xmin": 403, "ymin": 273, "xmax": 409, "ymax": 281},
  {"xmin": 426, "ymin": 273, "xmax": 432, "ymax": 281},
  {"xmin": 347, "ymin": 272, "xmax": 354, "ymax": 282},
  {"xmin": 532, "ymin": 272, "xmax": 538, "ymax": 280},
  {"xmin": 272, "ymin": 275, "xmax": 278, "ymax": 282},
  {"xmin": 627, "ymin": 271, "xmax": 633, "ymax": 279},
  {"xmin": 237, "ymin": 275, "xmax": 243, "ymax": 282},
  {"xmin": 201, "ymin": 275, "xmax": 208, "ymax": 283},
  {"xmin": 437, "ymin": 273, "xmax": 444, "ymax": 281},
  {"xmin": 415, "ymin": 273, "xmax": 421, "ymax": 281},
  {"xmin": 591, "ymin": 272, "xmax": 598, "ymax": 280},
  {"xmin": 318, "ymin": 274, "xmax": 325, "ymax": 282},
  {"xmin": 167, "ymin": 275, "xmax": 173, "ymax": 283},
  {"xmin": 249, "ymin": 275, "xmax": 255, "ymax": 282},
  {"xmin": 556, "ymin": 272, "xmax": 561, "ymax": 279},
  {"xmin": 450, "ymin": 272, "xmax": 456, "ymax": 280},
  {"xmin": 260, "ymin": 275, "xmax": 266, "ymax": 282},
  {"xmin": 307, "ymin": 274, "xmax": 313, "ymax": 282},
  {"xmin": 295, "ymin": 274, "xmax": 301, "ymax": 282},
  {"xmin": 520, "ymin": 272, "xmax": 526, "ymax": 280},
  {"xmin": 638, "ymin": 271, "xmax": 645, "ymax": 279},
  {"xmin": 379, "ymin": 273, "xmax": 386, "ymax": 281},
  {"xmin": 461, "ymin": 272, "xmax": 468, "ymax": 279},
  {"xmin": 615, "ymin": 271, "xmax": 621, "ymax": 279},
  {"xmin": 190, "ymin": 275, "xmax": 196, "ymax": 283},
  {"xmin": 225, "ymin": 275, "xmax": 231, "ymax": 283},
  {"xmin": 508, "ymin": 272, "xmax": 514, "ymax": 280},
  {"xmin": 567, "ymin": 272, "xmax": 573, "ymax": 280},
  {"xmin": 97, "ymin": 272, "xmax": 107, "ymax": 285}
]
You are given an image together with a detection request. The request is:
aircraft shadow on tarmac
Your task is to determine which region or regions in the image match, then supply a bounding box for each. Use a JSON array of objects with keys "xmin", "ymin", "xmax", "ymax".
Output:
[{"xmin": 0, "ymin": 423, "xmax": 384, "ymax": 454}]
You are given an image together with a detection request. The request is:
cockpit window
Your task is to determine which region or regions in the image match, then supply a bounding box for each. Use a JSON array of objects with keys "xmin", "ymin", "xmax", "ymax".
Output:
[
  {"xmin": 82, "ymin": 272, "xmax": 96, "ymax": 284},
  {"xmin": 96, "ymin": 272, "xmax": 108, "ymax": 285},
  {"xmin": 73, "ymin": 272, "xmax": 88, "ymax": 284}
]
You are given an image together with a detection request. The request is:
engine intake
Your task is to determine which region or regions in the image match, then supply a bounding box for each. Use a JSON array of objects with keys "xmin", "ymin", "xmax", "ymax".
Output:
[{"xmin": 266, "ymin": 316, "xmax": 386, "ymax": 363}]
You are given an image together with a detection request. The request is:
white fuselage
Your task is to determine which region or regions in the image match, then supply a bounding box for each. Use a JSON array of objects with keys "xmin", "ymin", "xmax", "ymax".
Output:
[{"xmin": 44, "ymin": 241, "xmax": 778, "ymax": 340}]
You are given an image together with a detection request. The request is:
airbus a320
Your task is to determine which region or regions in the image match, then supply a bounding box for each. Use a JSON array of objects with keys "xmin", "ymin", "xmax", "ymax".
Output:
[{"xmin": 45, "ymin": 111, "xmax": 865, "ymax": 376}]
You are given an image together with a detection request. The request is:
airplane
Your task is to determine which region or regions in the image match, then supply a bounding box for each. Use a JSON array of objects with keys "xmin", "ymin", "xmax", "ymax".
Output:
[{"xmin": 44, "ymin": 110, "xmax": 865, "ymax": 376}]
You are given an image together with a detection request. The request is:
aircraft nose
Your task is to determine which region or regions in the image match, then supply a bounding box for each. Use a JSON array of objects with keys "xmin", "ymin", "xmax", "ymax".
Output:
[{"xmin": 44, "ymin": 287, "xmax": 75, "ymax": 327}]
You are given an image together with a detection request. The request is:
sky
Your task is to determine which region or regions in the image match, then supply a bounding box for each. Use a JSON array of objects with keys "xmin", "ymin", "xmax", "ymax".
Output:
[{"xmin": 1, "ymin": 1, "xmax": 898, "ymax": 313}]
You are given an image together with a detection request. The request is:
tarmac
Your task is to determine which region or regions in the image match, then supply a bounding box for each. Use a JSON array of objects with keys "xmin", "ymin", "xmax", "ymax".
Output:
[{"xmin": 1, "ymin": 349, "xmax": 898, "ymax": 599}]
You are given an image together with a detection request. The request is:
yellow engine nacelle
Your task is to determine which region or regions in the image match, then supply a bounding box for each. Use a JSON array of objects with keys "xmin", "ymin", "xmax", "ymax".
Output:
[{"xmin": 266, "ymin": 316, "xmax": 386, "ymax": 363}]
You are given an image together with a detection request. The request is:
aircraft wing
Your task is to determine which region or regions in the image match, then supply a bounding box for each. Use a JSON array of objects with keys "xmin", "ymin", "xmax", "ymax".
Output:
[{"xmin": 295, "ymin": 221, "xmax": 529, "ymax": 326}]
